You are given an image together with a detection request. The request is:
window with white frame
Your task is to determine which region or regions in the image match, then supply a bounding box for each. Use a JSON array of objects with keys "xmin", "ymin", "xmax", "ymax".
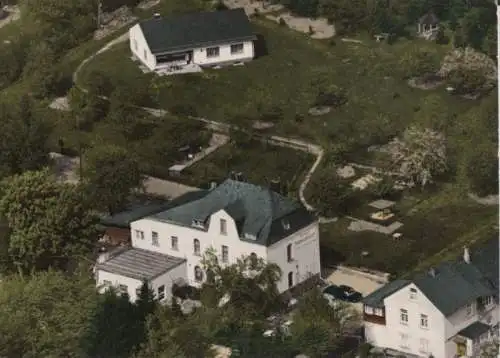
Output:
[
  {"xmin": 220, "ymin": 219, "xmax": 227, "ymax": 235},
  {"xmin": 171, "ymin": 236, "xmax": 178, "ymax": 250},
  {"xmin": 230, "ymin": 43, "xmax": 244, "ymax": 54},
  {"xmin": 374, "ymin": 308, "xmax": 384, "ymax": 316},
  {"xmin": 419, "ymin": 338, "xmax": 429, "ymax": 353},
  {"xmin": 157, "ymin": 285, "xmax": 165, "ymax": 300},
  {"xmin": 481, "ymin": 296, "xmax": 493, "ymax": 306},
  {"xmin": 152, "ymin": 231, "xmax": 159, "ymax": 246},
  {"xmin": 206, "ymin": 47, "xmax": 219, "ymax": 58},
  {"xmin": 193, "ymin": 239, "xmax": 201, "ymax": 256},
  {"xmin": 222, "ymin": 245, "xmax": 229, "ymax": 263},
  {"xmin": 133, "ymin": 39, "xmax": 138, "ymax": 50},
  {"xmin": 143, "ymin": 49, "xmax": 147, "ymax": 59},
  {"xmin": 364, "ymin": 306, "xmax": 374, "ymax": 315},
  {"xmin": 466, "ymin": 303, "xmax": 473, "ymax": 316},
  {"xmin": 400, "ymin": 309, "xmax": 408, "ymax": 325},
  {"xmin": 118, "ymin": 284, "xmax": 128, "ymax": 295},
  {"xmin": 420, "ymin": 314, "xmax": 429, "ymax": 329},
  {"xmin": 135, "ymin": 230, "xmax": 144, "ymax": 240},
  {"xmin": 410, "ymin": 287, "xmax": 417, "ymax": 299}
]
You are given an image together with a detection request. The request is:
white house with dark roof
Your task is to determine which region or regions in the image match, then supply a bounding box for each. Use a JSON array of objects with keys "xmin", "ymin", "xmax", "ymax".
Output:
[
  {"xmin": 362, "ymin": 238, "xmax": 499, "ymax": 358},
  {"xmin": 128, "ymin": 9, "xmax": 257, "ymax": 72},
  {"xmin": 95, "ymin": 178, "xmax": 321, "ymax": 302}
]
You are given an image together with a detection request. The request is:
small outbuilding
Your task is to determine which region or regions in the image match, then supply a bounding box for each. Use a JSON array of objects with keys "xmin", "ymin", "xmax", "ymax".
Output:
[{"xmin": 417, "ymin": 12, "xmax": 440, "ymax": 39}]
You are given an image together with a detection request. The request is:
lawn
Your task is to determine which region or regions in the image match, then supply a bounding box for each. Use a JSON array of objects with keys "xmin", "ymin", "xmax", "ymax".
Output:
[
  {"xmin": 319, "ymin": 184, "xmax": 498, "ymax": 276},
  {"xmin": 77, "ymin": 17, "xmax": 473, "ymax": 148},
  {"xmin": 177, "ymin": 140, "xmax": 313, "ymax": 195}
]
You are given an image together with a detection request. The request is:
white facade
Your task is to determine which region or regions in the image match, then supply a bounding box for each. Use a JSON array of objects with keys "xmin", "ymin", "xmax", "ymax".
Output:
[
  {"xmin": 129, "ymin": 23, "xmax": 254, "ymax": 72},
  {"xmin": 96, "ymin": 260, "xmax": 188, "ymax": 303},
  {"xmin": 130, "ymin": 209, "xmax": 321, "ymax": 293},
  {"xmin": 364, "ymin": 283, "xmax": 499, "ymax": 358}
]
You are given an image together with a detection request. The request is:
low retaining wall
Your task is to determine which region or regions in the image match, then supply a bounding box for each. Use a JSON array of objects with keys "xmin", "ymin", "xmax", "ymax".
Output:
[{"xmin": 334, "ymin": 265, "xmax": 390, "ymax": 285}]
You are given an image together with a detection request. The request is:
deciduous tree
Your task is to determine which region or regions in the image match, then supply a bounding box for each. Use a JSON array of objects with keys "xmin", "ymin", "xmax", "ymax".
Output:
[
  {"xmin": 200, "ymin": 251, "xmax": 284, "ymax": 318},
  {"xmin": 389, "ymin": 126, "xmax": 447, "ymax": 187},
  {"xmin": 81, "ymin": 144, "xmax": 144, "ymax": 214},
  {"xmin": 0, "ymin": 96, "xmax": 50, "ymax": 179},
  {"xmin": 290, "ymin": 289, "xmax": 360, "ymax": 358},
  {"xmin": 0, "ymin": 269, "xmax": 98, "ymax": 357},
  {"xmin": 82, "ymin": 287, "xmax": 141, "ymax": 358},
  {"xmin": 463, "ymin": 141, "xmax": 498, "ymax": 196},
  {"xmin": 0, "ymin": 169, "xmax": 98, "ymax": 271}
]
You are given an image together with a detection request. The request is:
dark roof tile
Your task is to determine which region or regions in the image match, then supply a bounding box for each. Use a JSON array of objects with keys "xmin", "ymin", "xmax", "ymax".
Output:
[
  {"xmin": 139, "ymin": 9, "xmax": 257, "ymax": 54},
  {"xmin": 150, "ymin": 179, "xmax": 315, "ymax": 246}
]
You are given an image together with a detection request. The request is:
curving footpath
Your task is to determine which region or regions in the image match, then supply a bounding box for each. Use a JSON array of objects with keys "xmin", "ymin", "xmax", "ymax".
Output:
[{"xmin": 73, "ymin": 33, "xmax": 336, "ymax": 222}]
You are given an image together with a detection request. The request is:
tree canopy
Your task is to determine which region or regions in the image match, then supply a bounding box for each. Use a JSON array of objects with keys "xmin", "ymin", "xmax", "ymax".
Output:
[
  {"xmin": 0, "ymin": 169, "xmax": 98, "ymax": 271},
  {"xmin": 81, "ymin": 144, "xmax": 144, "ymax": 214},
  {"xmin": 0, "ymin": 269, "xmax": 98, "ymax": 358},
  {"xmin": 0, "ymin": 96, "xmax": 50, "ymax": 179}
]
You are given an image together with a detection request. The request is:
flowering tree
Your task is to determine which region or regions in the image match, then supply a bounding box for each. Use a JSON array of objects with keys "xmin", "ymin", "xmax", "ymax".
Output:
[{"xmin": 389, "ymin": 126, "xmax": 447, "ymax": 188}]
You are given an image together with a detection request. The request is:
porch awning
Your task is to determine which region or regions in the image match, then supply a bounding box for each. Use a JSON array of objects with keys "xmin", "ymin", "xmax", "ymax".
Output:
[{"xmin": 457, "ymin": 321, "xmax": 491, "ymax": 340}]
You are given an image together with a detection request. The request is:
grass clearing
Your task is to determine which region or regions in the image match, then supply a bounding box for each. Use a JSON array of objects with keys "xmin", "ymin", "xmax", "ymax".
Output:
[
  {"xmin": 77, "ymin": 18, "xmax": 473, "ymax": 146},
  {"xmin": 178, "ymin": 140, "xmax": 313, "ymax": 194},
  {"xmin": 320, "ymin": 183, "xmax": 498, "ymax": 276}
]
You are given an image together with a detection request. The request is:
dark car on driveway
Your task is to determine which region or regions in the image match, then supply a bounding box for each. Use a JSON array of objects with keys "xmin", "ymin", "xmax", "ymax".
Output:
[{"xmin": 323, "ymin": 284, "xmax": 363, "ymax": 303}]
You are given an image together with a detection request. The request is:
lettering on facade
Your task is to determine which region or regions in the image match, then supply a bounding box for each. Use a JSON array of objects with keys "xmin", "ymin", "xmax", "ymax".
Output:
[{"xmin": 295, "ymin": 229, "xmax": 316, "ymax": 247}]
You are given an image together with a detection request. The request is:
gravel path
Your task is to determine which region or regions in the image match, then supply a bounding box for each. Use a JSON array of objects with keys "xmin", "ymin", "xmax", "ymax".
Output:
[{"xmin": 72, "ymin": 30, "xmax": 335, "ymax": 221}]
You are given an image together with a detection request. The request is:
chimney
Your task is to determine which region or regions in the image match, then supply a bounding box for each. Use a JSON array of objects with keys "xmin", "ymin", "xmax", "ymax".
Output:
[
  {"xmin": 97, "ymin": 252, "xmax": 109, "ymax": 264},
  {"xmin": 153, "ymin": 13, "xmax": 161, "ymax": 19},
  {"xmin": 229, "ymin": 171, "xmax": 236, "ymax": 180},
  {"xmin": 210, "ymin": 181, "xmax": 217, "ymax": 190},
  {"xmin": 463, "ymin": 246, "xmax": 471, "ymax": 264},
  {"xmin": 428, "ymin": 267, "xmax": 436, "ymax": 277},
  {"xmin": 270, "ymin": 178, "xmax": 281, "ymax": 194},
  {"xmin": 235, "ymin": 172, "xmax": 244, "ymax": 181}
]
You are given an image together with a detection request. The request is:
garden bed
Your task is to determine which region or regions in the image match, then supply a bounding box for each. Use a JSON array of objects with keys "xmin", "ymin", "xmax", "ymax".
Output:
[
  {"xmin": 177, "ymin": 140, "xmax": 313, "ymax": 196},
  {"xmin": 320, "ymin": 186, "xmax": 498, "ymax": 276}
]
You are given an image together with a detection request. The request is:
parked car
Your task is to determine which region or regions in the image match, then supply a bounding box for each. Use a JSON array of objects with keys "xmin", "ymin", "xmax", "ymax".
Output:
[{"xmin": 323, "ymin": 284, "xmax": 363, "ymax": 303}]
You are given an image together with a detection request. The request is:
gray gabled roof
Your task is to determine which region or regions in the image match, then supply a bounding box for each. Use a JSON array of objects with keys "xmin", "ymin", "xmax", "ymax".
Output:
[
  {"xmin": 418, "ymin": 12, "xmax": 439, "ymax": 25},
  {"xmin": 149, "ymin": 179, "xmax": 315, "ymax": 246},
  {"xmin": 362, "ymin": 237, "xmax": 498, "ymax": 316},
  {"xmin": 458, "ymin": 321, "xmax": 491, "ymax": 340},
  {"xmin": 96, "ymin": 247, "xmax": 186, "ymax": 281},
  {"xmin": 100, "ymin": 190, "xmax": 208, "ymax": 228},
  {"xmin": 362, "ymin": 279, "xmax": 410, "ymax": 308},
  {"xmin": 139, "ymin": 9, "xmax": 257, "ymax": 54}
]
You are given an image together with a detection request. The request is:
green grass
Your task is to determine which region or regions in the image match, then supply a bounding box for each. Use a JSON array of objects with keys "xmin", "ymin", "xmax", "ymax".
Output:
[
  {"xmin": 320, "ymin": 184, "xmax": 498, "ymax": 275},
  {"xmin": 77, "ymin": 17, "xmax": 473, "ymax": 147},
  {"xmin": 177, "ymin": 140, "xmax": 313, "ymax": 195}
]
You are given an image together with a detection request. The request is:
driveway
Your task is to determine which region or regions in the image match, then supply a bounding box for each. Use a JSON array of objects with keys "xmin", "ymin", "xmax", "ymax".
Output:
[{"xmin": 325, "ymin": 268, "xmax": 386, "ymax": 313}]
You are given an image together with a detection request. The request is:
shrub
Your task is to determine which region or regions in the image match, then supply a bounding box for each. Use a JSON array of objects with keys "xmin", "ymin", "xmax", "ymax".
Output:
[{"xmin": 314, "ymin": 91, "xmax": 347, "ymax": 108}]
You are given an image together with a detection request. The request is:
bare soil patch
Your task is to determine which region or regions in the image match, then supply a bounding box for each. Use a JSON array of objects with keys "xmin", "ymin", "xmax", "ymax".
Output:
[{"xmin": 0, "ymin": 5, "xmax": 20, "ymax": 29}]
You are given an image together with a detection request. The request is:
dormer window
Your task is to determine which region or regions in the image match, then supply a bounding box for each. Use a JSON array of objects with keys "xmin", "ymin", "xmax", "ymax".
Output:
[
  {"xmin": 244, "ymin": 233, "xmax": 256, "ymax": 240},
  {"xmin": 192, "ymin": 219, "xmax": 204, "ymax": 229},
  {"xmin": 282, "ymin": 219, "xmax": 290, "ymax": 230},
  {"xmin": 410, "ymin": 287, "xmax": 417, "ymax": 299}
]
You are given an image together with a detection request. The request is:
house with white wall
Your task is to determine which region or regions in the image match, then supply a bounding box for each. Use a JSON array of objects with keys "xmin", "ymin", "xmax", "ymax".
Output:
[
  {"xmin": 362, "ymin": 238, "xmax": 499, "ymax": 358},
  {"xmin": 129, "ymin": 8, "xmax": 256, "ymax": 73},
  {"xmin": 95, "ymin": 178, "xmax": 321, "ymax": 302}
]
